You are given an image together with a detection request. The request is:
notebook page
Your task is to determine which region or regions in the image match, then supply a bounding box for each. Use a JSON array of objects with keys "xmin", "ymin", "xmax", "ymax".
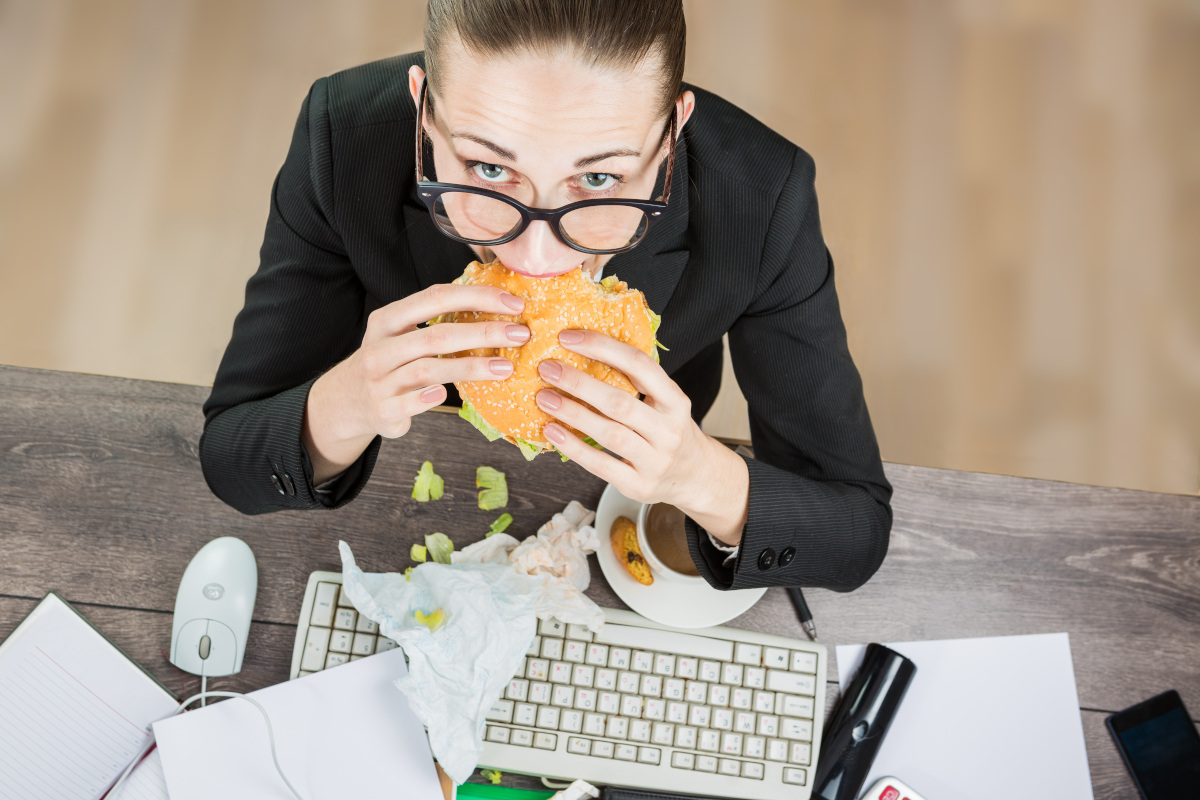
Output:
[
  {"xmin": 0, "ymin": 595, "xmax": 179, "ymax": 800},
  {"xmin": 107, "ymin": 749, "xmax": 168, "ymax": 800}
]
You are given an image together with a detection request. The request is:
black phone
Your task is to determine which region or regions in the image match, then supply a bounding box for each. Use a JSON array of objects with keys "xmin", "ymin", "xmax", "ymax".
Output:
[{"xmin": 1106, "ymin": 690, "xmax": 1200, "ymax": 800}]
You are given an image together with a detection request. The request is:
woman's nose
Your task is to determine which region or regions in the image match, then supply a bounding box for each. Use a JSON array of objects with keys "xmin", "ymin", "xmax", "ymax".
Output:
[{"xmin": 496, "ymin": 220, "xmax": 581, "ymax": 278}]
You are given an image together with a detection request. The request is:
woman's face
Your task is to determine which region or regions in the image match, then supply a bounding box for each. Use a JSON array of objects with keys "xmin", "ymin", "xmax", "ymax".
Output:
[{"xmin": 408, "ymin": 46, "xmax": 694, "ymax": 279}]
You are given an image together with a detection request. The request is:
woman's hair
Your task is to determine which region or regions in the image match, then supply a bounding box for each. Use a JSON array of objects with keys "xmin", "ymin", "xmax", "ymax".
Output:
[{"xmin": 424, "ymin": 0, "xmax": 686, "ymax": 118}]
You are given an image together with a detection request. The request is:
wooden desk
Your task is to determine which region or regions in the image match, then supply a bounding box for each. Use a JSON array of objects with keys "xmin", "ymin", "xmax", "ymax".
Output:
[{"xmin": 1, "ymin": 364, "xmax": 1196, "ymax": 799}]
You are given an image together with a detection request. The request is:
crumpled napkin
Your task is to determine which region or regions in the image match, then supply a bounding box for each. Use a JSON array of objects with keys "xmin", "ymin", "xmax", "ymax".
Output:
[{"xmin": 337, "ymin": 501, "xmax": 603, "ymax": 784}]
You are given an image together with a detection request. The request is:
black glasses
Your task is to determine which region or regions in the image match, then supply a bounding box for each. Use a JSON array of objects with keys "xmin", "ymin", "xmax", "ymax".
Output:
[{"xmin": 414, "ymin": 81, "xmax": 676, "ymax": 255}]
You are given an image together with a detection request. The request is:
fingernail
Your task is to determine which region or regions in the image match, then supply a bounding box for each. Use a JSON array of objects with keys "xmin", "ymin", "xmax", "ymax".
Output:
[
  {"xmin": 506, "ymin": 324, "xmax": 530, "ymax": 343},
  {"xmin": 537, "ymin": 390, "xmax": 562, "ymax": 410},
  {"xmin": 419, "ymin": 385, "xmax": 444, "ymax": 402},
  {"xmin": 559, "ymin": 329, "xmax": 584, "ymax": 345},
  {"xmin": 489, "ymin": 358, "xmax": 513, "ymax": 376},
  {"xmin": 539, "ymin": 360, "xmax": 563, "ymax": 381},
  {"xmin": 500, "ymin": 292, "xmax": 525, "ymax": 312},
  {"xmin": 544, "ymin": 423, "xmax": 567, "ymax": 444}
]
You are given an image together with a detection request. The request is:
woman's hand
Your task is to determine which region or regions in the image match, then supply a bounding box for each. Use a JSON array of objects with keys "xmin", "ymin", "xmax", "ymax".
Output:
[
  {"xmin": 303, "ymin": 283, "xmax": 528, "ymax": 483},
  {"xmin": 535, "ymin": 329, "xmax": 750, "ymax": 545}
]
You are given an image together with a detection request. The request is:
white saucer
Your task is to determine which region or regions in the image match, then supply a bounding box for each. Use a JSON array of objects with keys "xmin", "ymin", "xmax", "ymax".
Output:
[{"xmin": 593, "ymin": 483, "xmax": 767, "ymax": 629}]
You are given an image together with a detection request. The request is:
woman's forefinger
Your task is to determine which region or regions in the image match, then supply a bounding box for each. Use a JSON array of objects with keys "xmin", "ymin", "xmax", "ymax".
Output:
[{"xmin": 364, "ymin": 283, "xmax": 526, "ymax": 341}]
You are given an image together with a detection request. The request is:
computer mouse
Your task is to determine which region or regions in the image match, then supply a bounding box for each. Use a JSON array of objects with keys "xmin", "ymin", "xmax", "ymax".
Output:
[{"xmin": 170, "ymin": 536, "xmax": 257, "ymax": 677}]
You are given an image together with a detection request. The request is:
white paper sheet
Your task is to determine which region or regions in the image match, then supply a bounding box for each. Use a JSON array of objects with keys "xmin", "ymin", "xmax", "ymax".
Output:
[
  {"xmin": 153, "ymin": 648, "xmax": 442, "ymax": 800},
  {"xmin": 837, "ymin": 633, "xmax": 1093, "ymax": 800}
]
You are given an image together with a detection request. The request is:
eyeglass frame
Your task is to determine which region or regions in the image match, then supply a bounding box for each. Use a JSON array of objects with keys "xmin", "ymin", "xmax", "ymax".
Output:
[{"xmin": 413, "ymin": 80, "xmax": 677, "ymax": 255}]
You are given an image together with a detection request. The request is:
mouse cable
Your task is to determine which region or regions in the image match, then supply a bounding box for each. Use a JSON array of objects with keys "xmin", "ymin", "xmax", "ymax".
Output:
[{"xmin": 107, "ymin": 690, "xmax": 305, "ymax": 800}]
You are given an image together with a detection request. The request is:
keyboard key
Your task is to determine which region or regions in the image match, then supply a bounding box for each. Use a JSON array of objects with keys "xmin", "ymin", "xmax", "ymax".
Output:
[
  {"xmin": 560, "ymin": 710, "xmax": 583, "ymax": 733},
  {"xmin": 336, "ymin": 587, "xmax": 355, "ymax": 608},
  {"xmin": 529, "ymin": 682, "xmax": 551, "ymax": 704},
  {"xmin": 731, "ymin": 688, "xmax": 753, "ymax": 709},
  {"xmin": 349, "ymin": 655, "xmax": 365, "ymax": 661},
  {"xmin": 637, "ymin": 747, "xmax": 661, "ymax": 765},
  {"xmin": 541, "ymin": 638, "xmax": 564, "ymax": 660},
  {"xmin": 734, "ymin": 643, "xmax": 761, "ymax": 665},
  {"xmin": 566, "ymin": 624, "xmax": 593, "ymax": 641},
  {"xmin": 614, "ymin": 744, "xmax": 637, "ymax": 761},
  {"xmin": 689, "ymin": 705, "xmax": 710, "ymax": 727},
  {"xmin": 754, "ymin": 690, "xmax": 775, "ymax": 712},
  {"xmin": 744, "ymin": 735, "xmax": 766, "ymax": 759},
  {"xmin": 574, "ymin": 688, "xmax": 597, "ymax": 711},
  {"xmin": 592, "ymin": 741, "xmax": 614, "ymax": 759},
  {"xmin": 310, "ymin": 582, "xmax": 338, "ymax": 627},
  {"xmin": 763, "ymin": 647, "xmax": 789, "ymax": 668},
  {"xmin": 791, "ymin": 652, "xmax": 818, "ymax": 673},
  {"xmin": 699, "ymin": 660, "xmax": 721, "ymax": 682},
  {"xmin": 300, "ymin": 626, "xmax": 331, "ymax": 672},
  {"xmin": 514, "ymin": 703, "xmax": 537, "ymax": 726},
  {"xmin": 644, "ymin": 698, "xmax": 666, "ymax": 720},
  {"xmin": 695, "ymin": 755, "xmax": 718, "ymax": 773},
  {"xmin": 654, "ymin": 654, "xmax": 676, "ymax": 676},
  {"xmin": 719, "ymin": 758, "xmax": 740, "ymax": 776},
  {"xmin": 686, "ymin": 681, "xmax": 708, "ymax": 703},
  {"xmin": 607, "ymin": 717, "xmax": 629, "ymax": 739},
  {"xmin": 782, "ymin": 767, "xmax": 807, "ymax": 785},
  {"xmin": 758, "ymin": 715, "xmax": 779, "ymax": 736},
  {"xmin": 708, "ymin": 684, "xmax": 730, "ymax": 707},
  {"xmin": 776, "ymin": 694, "xmax": 815, "ymax": 718},
  {"xmin": 671, "ymin": 751, "xmax": 695, "ymax": 769},
  {"xmin": 563, "ymin": 641, "xmax": 586, "ymax": 663},
  {"xmin": 567, "ymin": 736, "xmax": 590, "ymax": 755},
  {"xmin": 631, "ymin": 650, "xmax": 654, "ymax": 673},
  {"xmin": 549, "ymin": 662, "xmax": 571, "ymax": 684},
  {"xmin": 527, "ymin": 659, "xmax": 549, "ymax": 681},
  {"xmin": 651, "ymin": 722, "xmax": 674, "ymax": 745},
  {"xmin": 721, "ymin": 732, "xmax": 743, "ymax": 755},
  {"xmin": 534, "ymin": 732, "xmax": 558, "ymax": 750},
  {"xmin": 329, "ymin": 630, "xmax": 353, "ymax": 653},
  {"xmin": 355, "ymin": 615, "xmax": 378, "ymax": 634},
  {"xmin": 667, "ymin": 701, "xmax": 688, "ymax": 723},
  {"xmin": 486, "ymin": 725, "xmax": 510, "ymax": 743},
  {"xmin": 619, "ymin": 672, "xmax": 640, "ymax": 693},
  {"xmin": 594, "ymin": 625, "xmax": 733, "ymax": 663},
  {"xmin": 629, "ymin": 720, "xmax": 652, "ymax": 742},
  {"xmin": 766, "ymin": 670, "xmax": 815, "ymax": 696},
  {"xmin": 584, "ymin": 713, "xmax": 606, "ymax": 735},
  {"xmin": 539, "ymin": 619, "xmax": 566, "ymax": 637},
  {"xmin": 735, "ymin": 711, "xmax": 756, "ymax": 733},
  {"xmin": 742, "ymin": 761, "xmax": 765, "ymax": 780},
  {"xmin": 572, "ymin": 665, "xmax": 594, "ymax": 687},
  {"xmin": 641, "ymin": 675, "xmax": 662, "ymax": 697},
  {"xmin": 527, "ymin": 636, "xmax": 541, "ymax": 657},
  {"xmin": 608, "ymin": 647, "xmax": 631, "ymax": 669},
  {"xmin": 552, "ymin": 685, "xmax": 574, "ymax": 707},
  {"xmin": 351, "ymin": 632, "xmax": 376, "ymax": 656},
  {"xmin": 781, "ymin": 717, "xmax": 813, "ymax": 741},
  {"xmin": 676, "ymin": 657, "xmax": 698, "ymax": 679},
  {"xmin": 663, "ymin": 678, "xmax": 685, "ymax": 700},
  {"xmin": 744, "ymin": 667, "xmax": 766, "ymax": 689},
  {"xmin": 595, "ymin": 668, "xmax": 617, "ymax": 690},
  {"xmin": 586, "ymin": 644, "xmax": 609, "ymax": 666},
  {"xmin": 334, "ymin": 608, "xmax": 357, "ymax": 631},
  {"xmin": 713, "ymin": 709, "xmax": 734, "ymax": 730},
  {"xmin": 598, "ymin": 692, "xmax": 620, "ymax": 714},
  {"xmin": 325, "ymin": 652, "xmax": 349, "ymax": 668},
  {"xmin": 536, "ymin": 706, "xmax": 560, "ymax": 729},
  {"xmin": 511, "ymin": 728, "xmax": 534, "ymax": 747},
  {"xmin": 698, "ymin": 730, "xmax": 720, "ymax": 752},
  {"xmin": 789, "ymin": 743, "xmax": 811, "ymax": 764},
  {"xmin": 376, "ymin": 638, "xmax": 399, "ymax": 653},
  {"xmin": 621, "ymin": 695, "xmax": 643, "ymax": 718},
  {"xmin": 486, "ymin": 700, "xmax": 514, "ymax": 723},
  {"xmin": 767, "ymin": 738, "xmax": 789, "ymax": 761},
  {"xmin": 674, "ymin": 726, "xmax": 697, "ymax": 749},
  {"xmin": 507, "ymin": 679, "xmax": 529, "ymax": 702}
]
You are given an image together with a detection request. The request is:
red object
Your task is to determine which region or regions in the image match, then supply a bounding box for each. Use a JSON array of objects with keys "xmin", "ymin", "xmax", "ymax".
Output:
[{"xmin": 880, "ymin": 788, "xmax": 900, "ymax": 800}]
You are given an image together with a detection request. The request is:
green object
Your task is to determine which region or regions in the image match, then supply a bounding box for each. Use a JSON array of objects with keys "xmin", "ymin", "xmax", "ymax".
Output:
[
  {"xmin": 512, "ymin": 437, "xmax": 541, "ymax": 461},
  {"xmin": 412, "ymin": 461, "xmax": 445, "ymax": 502},
  {"xmin": 425, "ymin": 532, "xmax": 455, "ymax": 564},
  {"xmin": 582, "ymin": 436, "xmax": 603, "ymax": 451},
  {"xmin": 456, "ymin": 783, "xmax": 555, "ymax": 800},
  {"xmin": 410, "ymin": 544, "xmax": 427, "ymax": 562},
  {"xmin": 413, "ymin": 608, "xmax": 445, "ymax": 631},
  {"xmin": 487, "ymin": 513, "xmax": 513, "ymax": 536},
  {"xmin": 476, "ymin": 466, "xmax": 509, "ymax": 510},
  {"xmin": 459, "ymin": 401, "xmax": 505, "ymax": 443}
]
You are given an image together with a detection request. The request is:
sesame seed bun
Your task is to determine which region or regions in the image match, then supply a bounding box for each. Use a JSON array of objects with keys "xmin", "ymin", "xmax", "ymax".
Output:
[{"xmin": 440, "ymin": 259, "xmax": 659, "ymax": 459}]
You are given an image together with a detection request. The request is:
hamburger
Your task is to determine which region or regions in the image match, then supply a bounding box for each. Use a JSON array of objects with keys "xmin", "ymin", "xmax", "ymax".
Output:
[{"xmin": 432, "ymin": 259, "xmax": 663, "ymax": 460}]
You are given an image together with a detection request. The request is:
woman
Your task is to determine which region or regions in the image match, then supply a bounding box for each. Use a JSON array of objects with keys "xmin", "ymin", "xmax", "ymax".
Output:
[{"xmin": 200, "ymin": 0, "xmax": 892, "ymax": 593}]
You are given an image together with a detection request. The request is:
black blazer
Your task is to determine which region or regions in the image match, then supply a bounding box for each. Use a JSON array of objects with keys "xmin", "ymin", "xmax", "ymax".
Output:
[{"xmin": 200, "ymin": 53, "xmax": 891, "ymax": 593}]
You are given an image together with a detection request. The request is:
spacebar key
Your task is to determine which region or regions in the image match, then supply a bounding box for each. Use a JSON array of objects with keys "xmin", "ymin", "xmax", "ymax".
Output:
[{"xmin": 595, "ymin": 624, "xmax": 733, "ymax": 662}]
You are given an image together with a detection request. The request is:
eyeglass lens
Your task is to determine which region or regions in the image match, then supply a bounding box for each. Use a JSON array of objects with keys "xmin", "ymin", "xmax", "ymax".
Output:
[{"xmin": 433, "ymin": 192, "xmax": 650, "ymax": 251}]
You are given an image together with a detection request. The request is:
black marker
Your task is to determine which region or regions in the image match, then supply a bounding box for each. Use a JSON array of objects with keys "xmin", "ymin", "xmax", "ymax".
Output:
[{"xmin": 786, "ymin": 587, "xmax": 817, "ymax": 640}]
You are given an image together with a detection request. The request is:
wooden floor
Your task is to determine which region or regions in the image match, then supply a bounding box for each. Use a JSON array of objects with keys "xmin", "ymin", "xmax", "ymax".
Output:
[{"xmin": 0, "ymin": 0, "xmax": 1197, "ymax": 495}]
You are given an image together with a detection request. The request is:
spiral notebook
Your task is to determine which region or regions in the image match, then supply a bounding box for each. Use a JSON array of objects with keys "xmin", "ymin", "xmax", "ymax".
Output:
[{"xmin": 0, "ymin": 592, "xmax": 179, "ymax": 800}]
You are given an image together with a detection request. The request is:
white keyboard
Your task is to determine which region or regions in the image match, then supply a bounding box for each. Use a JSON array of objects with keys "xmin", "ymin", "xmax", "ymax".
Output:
[{"xmin": 291, "ymin": 571, "xmax": 826, "ymax": 800}]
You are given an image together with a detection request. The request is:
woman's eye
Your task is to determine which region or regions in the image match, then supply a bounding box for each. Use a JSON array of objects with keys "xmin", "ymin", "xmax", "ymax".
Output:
[
  {"xmin": 581, "ymin": 173, "xmax": 618, "ymax": 191},
  {"xmin": 472, "ymin": 162, "xmax": 510, "ymax": 182}
]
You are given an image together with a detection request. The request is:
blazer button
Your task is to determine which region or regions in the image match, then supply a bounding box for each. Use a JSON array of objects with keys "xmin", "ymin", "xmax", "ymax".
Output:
[
  {"xmin": 757, "ymin": 548, "xmax": 776, "ymax": 571},
  {"xmin": 270, "ymin": 473, "xmax": 286, "ymax": 495},
  {"xmin": 779, "ymin": 547, "xmax": 796, "ymax": 567},
  {"xmin": 281, "ymin": 472, "xmax": 296, "ymax": 496}
]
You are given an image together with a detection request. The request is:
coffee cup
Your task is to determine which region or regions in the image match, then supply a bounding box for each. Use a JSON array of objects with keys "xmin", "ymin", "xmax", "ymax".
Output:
[{"xmin": 635, "ymin": 501, "xmax": 704, "ymax": 584}]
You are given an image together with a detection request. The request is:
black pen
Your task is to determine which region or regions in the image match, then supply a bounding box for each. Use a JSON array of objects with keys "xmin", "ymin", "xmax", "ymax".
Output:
[{"xmin": 786, "ymin": 587, "xmax": 817, "ymax": 641}]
